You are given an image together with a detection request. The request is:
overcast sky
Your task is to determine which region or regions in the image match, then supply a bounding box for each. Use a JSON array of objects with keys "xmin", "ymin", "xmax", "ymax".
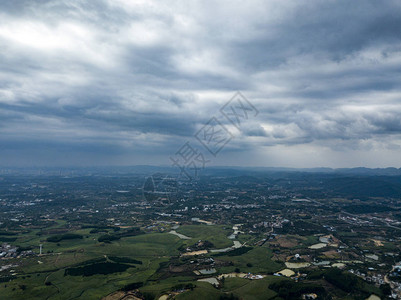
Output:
[{"xmin": 1, "ymin": 0, "xmax": 401, "ymax": 168}]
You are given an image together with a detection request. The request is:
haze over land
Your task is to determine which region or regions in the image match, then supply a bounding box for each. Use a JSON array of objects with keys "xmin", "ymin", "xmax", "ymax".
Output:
[{"xmin": 1, "ymin": 1, "xmax": 401, "ymax": 168}]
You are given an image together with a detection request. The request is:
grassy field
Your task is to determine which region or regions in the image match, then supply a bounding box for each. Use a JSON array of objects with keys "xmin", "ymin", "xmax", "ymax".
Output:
[
  {"xmin": 0, "ymin": 223, "xmax": 251, "ymax": 299},
  {"xmin": 175, "ymin": 225, "xmax": 233, "ymax": 248},
  {"xmin": 222, "ymin": 276, "xmax": 280, "ymax": 300},
  {"xmin": 175, "ymin": 281, "xmax": 223, "ymax": 300},
  {"xmin": 0, "ymin": 223, "xmax": 187, "ymax": 299},
  {"xmin": 139, "ymin": 276, "xmax": 195, "ymax": 298},
  {"xmin": 172, "ymin": 276, "xmax": 281, "ymax": 300},
  {"xmin": 0, "ymin": 224, "xmax": 293, "ymax": 299},
  {"xmin": 214, "ymin": 245, "xmax": 283, "ymax": 274}
]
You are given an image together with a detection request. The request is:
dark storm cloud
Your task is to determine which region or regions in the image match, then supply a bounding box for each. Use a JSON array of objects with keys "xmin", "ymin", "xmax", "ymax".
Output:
[
  {"xmin": 1, "ymin": 0, "xmax": 401, "ymax": 167},
  {"xmin": 229, "ymin": 1, "xmax": 401, "ymax": 70}
]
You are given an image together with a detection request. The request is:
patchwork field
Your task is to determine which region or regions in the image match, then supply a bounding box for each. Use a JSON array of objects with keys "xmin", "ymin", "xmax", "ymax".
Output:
[{"xmin": 0, "ymin": 220, "xmax": 386, "ymax": 300}]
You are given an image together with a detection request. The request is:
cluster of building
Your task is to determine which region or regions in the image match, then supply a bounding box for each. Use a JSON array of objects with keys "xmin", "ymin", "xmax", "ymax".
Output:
[
  {"xmin": 0, "ymin": 243, "xmax": 34, "ymax": 259},
  {"xmin": 350, "ymin": 269, "xmax": 386, "ymax": 285},
  {"xmin": 252, "ymin": 216, "xmax": 289, "ymax": 229},
  {"xmin": 0, "ymin": 243, "xmax": 18, "ymax": 258},
  {"xmin": 338, "ymin": 215, "xmax": 373, "ymax": 226},
  {"xmin": 243, "ymin": 273, "xmax": 264, "ymax": 280}
]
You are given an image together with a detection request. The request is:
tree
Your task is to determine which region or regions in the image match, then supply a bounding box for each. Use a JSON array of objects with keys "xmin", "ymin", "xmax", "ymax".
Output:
[{"xmin": 380, "ymin": 283, "xmax": 391, "ymax": 296}]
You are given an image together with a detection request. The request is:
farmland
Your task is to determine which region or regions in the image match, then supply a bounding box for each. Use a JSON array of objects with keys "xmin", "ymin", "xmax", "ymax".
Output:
[{"xmin": 0, "ymin": 170, "xmax": 400, "ymax": 299}]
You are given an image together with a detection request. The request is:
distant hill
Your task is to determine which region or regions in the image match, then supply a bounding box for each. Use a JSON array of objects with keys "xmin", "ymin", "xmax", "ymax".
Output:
[
  {"xmin": 322, "ymin": 176, "xmax": 401, "ymax": 198},
  {"xmin": 2, "ymin": 165, "xmax": 401, "ymax": 177}
]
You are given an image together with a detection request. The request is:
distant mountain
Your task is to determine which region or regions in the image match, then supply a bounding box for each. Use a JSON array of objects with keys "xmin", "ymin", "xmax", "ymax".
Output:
[
  {"xmin": 323, "ymin": 176, "xmax": 401, "ymax": 198},
  {"xmin": 2, "ymin": 165, "xmax": 401, "ymax": 177},
  {"xmin": 334, "ymin": 167, "xmax": 401, "ymax": 176},
  {"xmin": 204, "ymin": 166, "xmax": 401, "ymax": 176}
]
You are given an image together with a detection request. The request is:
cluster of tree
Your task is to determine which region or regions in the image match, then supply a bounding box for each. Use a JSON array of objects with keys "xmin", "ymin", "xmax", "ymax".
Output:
[
  {"xmin": 98, "ymin": 235, "xmax": 119, "ymax": 243},
  {"xmin": 307, "ymin": 269, "xmax": 383, "ymax": 298},
  {"xmin": 119, "ymin": 281, "xmax": 143, "ymax": 292},
  {"xmin": 213, "ymin": 247, "xmax": 253, "ymax": 257},
  {"xmin": 0, "ymin": 236, "xmax": 17, "ymax": 242},
  {"xmin": 269, "ymin": 280, "xmax": 326, "ymax": 299},
  {"xmin": 68, "ymin": 257, "xmax": 107, "ymax": 267},
  {"xmin": 0, "ymin": 275, "xmax": 16, "ymax": 283},
  {"xmin": 82, "ymin": 224, "xmax": 118, "ymax": 230},
  {"xmin": 389, "ymin": 267, "xmax": 401, "ymax": 282},
  {"xmin": 179, "ymin": 240, "xmax": 216, "ymax": 252},
  {"xmin": 343, "ymin": 204, "xmax": 396, "ymax": 214},
  {"xmin": 97, "ymin": 227, "xmax": 143, "ymax": 243},
  {"xmin": 16, "ymin": 245, "xmax": 33, "ymax": 254},
  {"xmin": 0, "ymin": 231, "xmax": 18, "ymax": 236},
  {"xmin": 171, "ymin": 283, "xmax": 195, "ymax": 291},
  {"xmin": 47, "ymin": 233, "xmax": 83, "ymax": 243},
  {"xmin": 89, "ymin": 228, "xmax": 109, "ymax": 234},
  {"xmin": 108, "ymin": 256, "xmax": 142, "ymax": 265},
  {"xmin": 0, "ymin": 230, "xmax": 19, "ymax": 242},
  {"xmin": 64, "ymin": 262, "xmax": 132, "ymax": 277},
  {"xmin": 323, "ymin": 268, "xmax": 358, "ymax": 292},
  {"xmin": 380, "ymin": 283, "xmax": 392, "ymax": 295},
  {"xmin": 219, "ymin": 293, "xmax": 239, "ymax": 300}
]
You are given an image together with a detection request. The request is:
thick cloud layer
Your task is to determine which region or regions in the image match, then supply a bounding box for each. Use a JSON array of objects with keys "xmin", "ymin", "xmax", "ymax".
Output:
[{"xmin": 1, "ymin": 0, "xmax": 401, "ymax": 167}]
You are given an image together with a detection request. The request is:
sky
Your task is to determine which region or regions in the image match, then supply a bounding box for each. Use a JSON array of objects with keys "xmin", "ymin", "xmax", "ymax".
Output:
[{"xmin": 1, "ymin": 0, "xmax": 401, "ymax": 168}]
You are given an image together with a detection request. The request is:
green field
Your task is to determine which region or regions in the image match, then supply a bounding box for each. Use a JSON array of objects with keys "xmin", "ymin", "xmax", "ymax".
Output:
[
  {"xmin": 175, "ymin": 224, "xmax": 233, "ymax": 248},
  {"xmin": 213, "ymin": 245, "xmax": 283, "ymax": 274},
  {"xmin": 0, "ymin": 222, "xmax": 376, "ymax": 299},
  {"xmin": 172, "ymin": 276, "xmax": 282, "ymax": 300},
  {"xmin": 0, "ymin": 224, "xmax": 186, "ymax": 299},
  {"xmin": 1, "ymin": 223, "xmax": 283, "ymax": 299}
]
